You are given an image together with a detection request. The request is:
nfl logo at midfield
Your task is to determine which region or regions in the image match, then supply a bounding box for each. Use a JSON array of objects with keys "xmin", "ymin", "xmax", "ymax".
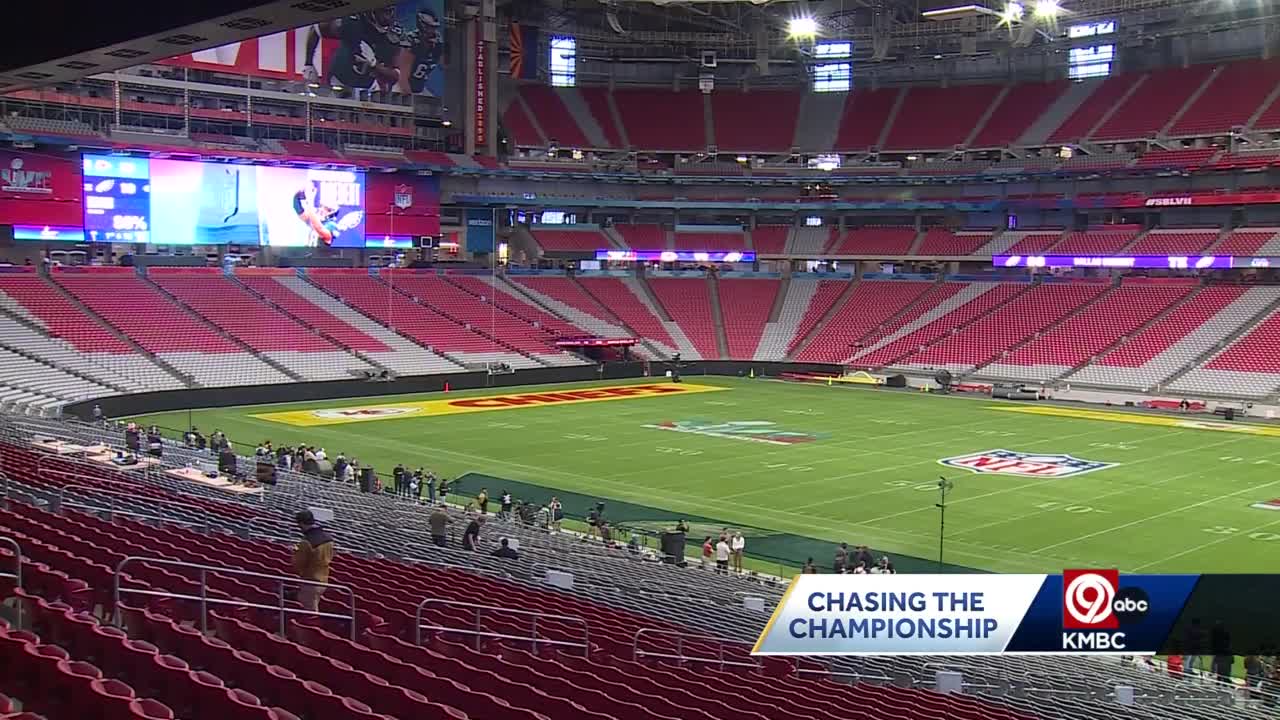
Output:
[
  {"xmin": 939, "ymin": 449, "xmax": 1117, "ymax": 478},
  {"xmin": 393, "ymin": 184, "xmax": 413, "ymax": 210}
]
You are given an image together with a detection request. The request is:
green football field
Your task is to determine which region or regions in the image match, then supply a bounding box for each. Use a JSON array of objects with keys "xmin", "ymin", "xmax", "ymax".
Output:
[{"xmin": 130, "ymin": 376, "xmax": 1280, "ymax": 575}]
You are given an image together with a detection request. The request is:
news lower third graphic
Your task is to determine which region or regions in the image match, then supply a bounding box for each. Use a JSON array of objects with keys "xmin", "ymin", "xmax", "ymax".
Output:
[{"xmin": 748, "ymin": 571, "xmax": 1280, "ymax": 655}]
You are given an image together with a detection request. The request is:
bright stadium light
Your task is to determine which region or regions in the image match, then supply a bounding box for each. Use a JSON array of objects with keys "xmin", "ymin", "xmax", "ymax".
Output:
[
  {"xmin": 1002, "ymin": 2, "xmax": 1025, "ymax": 22},
  {"xmin": 1033, "ymin": 0, "xmax": 1060, "ymax": 19},
  {"xmin": 788, "ymin": 16, "xmax": 818, "ymax": 38}
]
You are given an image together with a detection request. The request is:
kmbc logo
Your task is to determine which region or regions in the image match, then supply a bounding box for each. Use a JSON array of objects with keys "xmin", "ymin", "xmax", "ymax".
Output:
[{"xmin": 1063, "ymin": 569, "xmax": 1150, "ymax": 630}]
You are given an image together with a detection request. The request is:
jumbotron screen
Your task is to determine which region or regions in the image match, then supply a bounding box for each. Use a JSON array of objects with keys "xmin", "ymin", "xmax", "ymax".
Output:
[{"xmin": 82, "ymin": 155, "xmax": 365, "ymax": 247}]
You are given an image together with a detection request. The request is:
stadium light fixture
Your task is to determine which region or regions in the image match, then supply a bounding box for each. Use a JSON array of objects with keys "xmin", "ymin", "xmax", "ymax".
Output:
[
  {"xmin": 921, "ymin": 4, "xmax": 987, "ymax": 20},
  {"xmin": 1033, "ymin": 0, "xmax": 1060, "ymax": 19},
  {"xmin": 1001, "ymin": 2, "xmax": 1025, "ymax": 22},
  {"xmin": 788, "ymin": 16, "xmax": 818, "ymax": 38}
]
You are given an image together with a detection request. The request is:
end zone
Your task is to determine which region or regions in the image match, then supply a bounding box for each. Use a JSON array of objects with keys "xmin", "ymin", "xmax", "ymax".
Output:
[{"xmin": 251, "ymin": 382, "xmax": 727, "ymax": 426}]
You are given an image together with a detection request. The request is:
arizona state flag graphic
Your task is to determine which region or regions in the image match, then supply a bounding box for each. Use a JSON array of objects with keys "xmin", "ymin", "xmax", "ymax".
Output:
[{"xmin": 509, "ymin": 22, "xmax": 539, "ymax": 80}]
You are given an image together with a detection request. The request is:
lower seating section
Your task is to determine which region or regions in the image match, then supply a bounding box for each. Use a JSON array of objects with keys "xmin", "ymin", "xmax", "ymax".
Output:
[
  {"xmin": 716, "ymin": 279, "xmax": 780, "ymax": 360},
  {"xmin": 853, "ymin": 283, "xmax": 1025, "ymax": 368},
  {"xmin": 306, "ymin": 273, "xmax": 526, "ymax": 369},
  {"xmin": 830, "ymin": 227, "xmax": 917, "ymax": 256},
  {"xmin": 576, "ymin": 277, "xmax": 678, "ymax": 352},
  {"xmin": 445, "ymin": 275, "xmax": 588, "ymax": 339},
  {"xmin": 385, "ymin": 274, "xmax": 584, "ymax": 366},
  {"xmin": 506, "ymin": 276, "xmax": 636, "ymax": 339},
  {"xmin": 1048, "ymin": 227, "xmax": 1140, "ymax": 254},
  {"xmin": 749, "ymin": 226, "xmax": 789, "ymax": 255},
  {"xmin": 783, "ymin": 280, "xmax": 848, "ymax": 357},
  {"xmin": 899, "ymin": 282, "xmax": 1110, "ymax": 372},
  {"xmin": 1127, "ymin": 229, "xmax": 1219, "ymax": 255},
  {"xmin": 151, "ymin": 272, "xmax": 371, "ymax": 382},
  {"xmin": 530, "ymin": 228, "xmax": 609, "ymax": 253},
  {"xmin": 1067, "ymin": 286, "xmax": 1273, "ymax": 389},
  {"xmin": 986, "ymin": 281, "xmax": 1194, "ymax": 380},
  {"xmin": 0, "ymin": 348, "xmax": 114, "ymax": 415},
  {"xmin": 647, "ymin": 277, "xmax": 720, "ymax": 359},
  {"xmin": 1172, "ymin": 307, "xmax": 1280, "ymax": 396},
  {"xmin": 913, "ymin": 229, "xmax": 992, "ymax": 256},
  {"xmin": 53, "ymin": 273, "xmax": 291, "ymax": 388},
  {"xmin": 794, "ymin": 281, "xmax": 934, "ymax": 363}
]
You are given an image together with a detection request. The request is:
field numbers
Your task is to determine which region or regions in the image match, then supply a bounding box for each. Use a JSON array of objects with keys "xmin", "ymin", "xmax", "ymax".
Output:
[
  {"xmin": 1034, "ymin": 501, "xmax": 1108, "ymax": 515},
  {"xmin": 655, "ymin": 446, "xmax": 702, "ymax": 456},
  {"xmin": 1089, "ymin": 442, "xmax": 1138, "ymax": 451},
  {"xmin": 1202, "ymin": 526, "xmax": 1280, "ymax": 542},
  {"xmin": 883, "ymin": 480, "xmax": 940, "ymax": 492},
  {"xmin": 486, "ymin": 422, "xmax": 525, "ymax": 430},
  {"xmin": 1218, "ymin": 456, "xmax": 1278, "ymax": 466},
  {"xmin": 564, "ymin": 433, "xmax": 607, "ymax": 442},
  {"xmin": 867, "ymin": 418, "xmax": 915, "ymax": 426},
  {"xmin": 762, "ymin": 462, "xmax": 813, "ymax": 473}
]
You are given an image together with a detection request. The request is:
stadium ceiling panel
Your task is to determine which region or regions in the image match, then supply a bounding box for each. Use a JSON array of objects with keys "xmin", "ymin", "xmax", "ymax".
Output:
[{"xmin": 0, "ymin": 0, "xmax": 398, "ymax": 92}]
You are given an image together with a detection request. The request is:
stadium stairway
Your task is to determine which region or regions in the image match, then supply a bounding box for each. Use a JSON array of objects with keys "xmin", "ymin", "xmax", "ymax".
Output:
[
  {"xmin": 792, "ymin": 280, "xmax": 939, "ymax": 364},
  {"xmin": 1168, "ymin": 300, "xmax": 1280, "ymax": 398},
  {"xmin": 784, "ymin": 279, "xmax": 857, "ymax": 360},
  {"xmin": 754, "ymin": 276, "xmax": 816, "ymax": 361},
  {"xmin": 646, "ymin": 277, "xmax": 721, "ymax": 360},
  {"xmin": 853, "ymin": 283, "xmax": 1025, "ymax": 368},
  {"xmin": 626, "ymin": 276, "xmax": 703, "ymax": 359},
  {"xmin": 575, "ymin": 276, "xmax": 681, "ymax": 356},
  {"xmin": 707, "ymin": 275, "xmax": 730, "ymax": 359},
  {"xmin": 501, "ymin": 276, "xmax": 664, "ymax": 359}
]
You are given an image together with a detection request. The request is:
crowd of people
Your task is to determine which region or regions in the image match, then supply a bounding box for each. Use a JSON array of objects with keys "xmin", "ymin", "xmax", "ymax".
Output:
[{"xmin": 805, "ymin": 541, "xmax": 896, "ymax": 575}]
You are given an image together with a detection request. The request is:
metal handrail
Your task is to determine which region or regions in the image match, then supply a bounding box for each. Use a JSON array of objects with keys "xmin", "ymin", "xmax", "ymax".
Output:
[
  {"xmin": 631, "ymin": 628, "xmax": 760, "ymax": 670},
  {"xmin": 415, "ymin": 597, "xmax": 590, "ymax": 657},
  {"xmin": 0, "ymin": 536, "xmax": 22, "ymax": 629},
  {"xmin": 795, "ymin": 665, "xmax": 894, "ymax": 684},
  {"xmin": 57, "ymin": 483, "xmax": 211, "ymax": 533},
  {"xmin": 114, "ymin": 556, "xmax": 357, "ymax": 639}
]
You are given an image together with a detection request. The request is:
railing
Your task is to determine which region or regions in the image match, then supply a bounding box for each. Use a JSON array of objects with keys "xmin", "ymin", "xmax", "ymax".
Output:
[
  {"xmin": 631, "ymin": 628, "xmax": 760, "ymax": 670},
  {"xmin": 414, "ymin": 598, "xmax": 590, "ymax": 657},
  {"xmin": 0, "ymin": 536, "xmax": 22, "ymax": 629},
  {"xmin": 795, "ymin": 665, "xmax": 894, "ymax": 685},
  {"xmin": 57, "ymin": 483, "xmax": 211, "ymax": 533},
  {"xmin": 114, "ymin": 556, "xmax": 357, "ymax": 639}
]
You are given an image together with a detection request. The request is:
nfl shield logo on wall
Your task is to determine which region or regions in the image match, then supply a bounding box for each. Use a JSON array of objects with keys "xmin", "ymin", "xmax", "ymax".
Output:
[{"xmin": 393, "ymin": 184, "xmax": 413, "ymax": 210}]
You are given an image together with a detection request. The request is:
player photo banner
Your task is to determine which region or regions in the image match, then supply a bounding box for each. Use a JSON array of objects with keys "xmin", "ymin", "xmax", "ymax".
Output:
[
  {"xmin": 753, "ymin": 573, "xmax": 1210, "ymax": 655},
  {"xmin": 158, "ymin": 0, "xmax": 444, "ymax": 99}
]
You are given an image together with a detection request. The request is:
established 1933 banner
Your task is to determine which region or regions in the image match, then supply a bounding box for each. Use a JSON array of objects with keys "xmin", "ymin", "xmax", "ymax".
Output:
[{"xmin": 751, "ymin": 572, "xmax": 1280, "ymax": 656}]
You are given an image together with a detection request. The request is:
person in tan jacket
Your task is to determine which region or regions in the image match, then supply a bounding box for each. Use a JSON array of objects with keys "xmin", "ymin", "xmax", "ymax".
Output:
[{"xmin": 293, "ymin": 510, "xmax": 334, "ymax": 611}]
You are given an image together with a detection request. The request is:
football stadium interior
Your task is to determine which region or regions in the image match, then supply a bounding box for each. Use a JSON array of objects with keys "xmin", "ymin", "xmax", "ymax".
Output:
[{"xmin": 4, "ymin": 0, "xmax": 1280, "ymax": 717}]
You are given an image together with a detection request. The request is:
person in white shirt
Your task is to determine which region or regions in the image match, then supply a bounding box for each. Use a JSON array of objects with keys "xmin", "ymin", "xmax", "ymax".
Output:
[
  {"xmin": 730, "ymin": 531, "xmax": 745, "ymax": 574},
  {"xmin": 715, "ymin": 538, "xmax": 731, "ymax": 574},
  {"xmin": 315, "ymin": 447, "xmax": 327, "ymax": 462}
]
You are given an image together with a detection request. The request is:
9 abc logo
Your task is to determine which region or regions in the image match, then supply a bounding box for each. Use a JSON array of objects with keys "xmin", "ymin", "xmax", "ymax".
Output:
[{"xmin": 1062, "ymin": 569, "xmax": 1150, "ymax": 630}]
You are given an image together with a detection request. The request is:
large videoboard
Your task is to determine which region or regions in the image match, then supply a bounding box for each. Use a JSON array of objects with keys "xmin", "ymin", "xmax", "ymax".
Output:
[{"xmin": 82, "ymin": 155, "xmax": 366, "ymax": 247}]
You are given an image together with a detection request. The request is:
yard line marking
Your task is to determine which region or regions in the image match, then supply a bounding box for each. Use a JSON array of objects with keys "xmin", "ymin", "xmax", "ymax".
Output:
[
  {"xmin": 1129, "ymin": 516, "xmax": 1280, "ymax": 571},
  {"xmin": 1029, "ymin": 479, "xmax": 1280, "ymax": 555}
]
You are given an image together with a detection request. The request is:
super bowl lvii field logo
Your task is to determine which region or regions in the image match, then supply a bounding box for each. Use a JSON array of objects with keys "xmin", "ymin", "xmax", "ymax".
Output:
[{"xmin": 939, "ymin": 449, "xmax": 1117, "ymax": 478}]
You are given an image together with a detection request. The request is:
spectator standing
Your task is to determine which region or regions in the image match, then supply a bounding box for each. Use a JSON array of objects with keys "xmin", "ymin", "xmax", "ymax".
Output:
[
  {"xmin": 1166, "ymin": 654, "xmax": 1183, "ymax": 678},
  {"xmin": 1210, "ymin": 621, "xmax": 1232, "ymax": 682},
  {"xmin": 124, "ymin": 423, "xmax": 142, "ymax": 454},
  {"xmin": 491, "ymin": 538, "xmax": 519, "ymax": 560},
  {"xmin": 855, "ymin": 545, "xmax": 874, "ymax": 570},
  {"xmin": 715, "ymin": 536, "xmax": 731, "ymax": 574},
  {"xmin": 408, "ymin": 472, "xmax": 421, "ymax": 503},
  {"xmin": 146, "ymin": 426, "xmax": 163, "ymax": 458},
  {"xmin": 438, "ymin": 478, "xmax": 450, "ymax": 505},
  {"xmin": 1245, "ymin": 656, "xmax": 1265, "ymax": 698},
  {"xmin": 587, "ymin": 505, "xmax": 602, "ymax": 539},
  {"xmin": 833, "ymin": 543, "xmax": 849, "ymax": 574},
  {"xmin": 802, "ymin": 558, "xmax": 818, "ymax": 574},
  {"xmin": 292, "ymin": 511, "xmax": 334, "ymax": 612},
  {"xmin": 730, "ymin": 531, "xmax": 745, "ymax": 574},
  {"xmin": 477, "ymin": 488, "xmax": 489, "ymax": 516},
  {"xmin": 852, "ymin": 561, "xmax": 867, "ymax": 574},
  {"xmin": 500, "ymin": 490, "xmax": 513, "ymax": 520},
  {"xmin": 535, "ymin": 503, "xmax": 551, "ymax": 529},
  {"xmin": 422, "ymin": 470, "xmax": 435, "ymax": 504},
  {"xmin": 701, "ymin": 536, "xmax": 714, "ymax": 570},
  {"xmin": 1183, "ymin": 618, "xmax": 1206, "ymax": 678},
  {"xmin": 429, "ymin": 505, "xmax": 450, "ymax": 547},
  {"xmin": 393, "ymin": 464, "xmax": 406, "ymax": 496},
  {"xmin": 92, "ymin": 404, "xmax": 103, "ymax": 423},
  {"xmin": 549, "ymin": 497, "xmax": 563, "ymax": 532},
  {"xmin": 462, "ymin": 515, "xmax": 484, "ymax": 550}
]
